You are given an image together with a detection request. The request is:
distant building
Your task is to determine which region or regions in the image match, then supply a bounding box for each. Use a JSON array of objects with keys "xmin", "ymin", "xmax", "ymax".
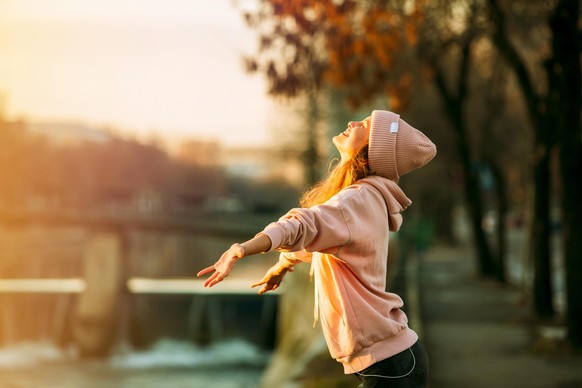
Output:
[
  {"xmin": 175, "ymin": 140, "xmax": 303, "ymax": 186},
  {"xmin": 221, "ymin": 145, "xmax": 304, "ymax": 187},
  {"xmin": 27, "ymin": 121, "xmax": 111, "ymax": 146},
  {"xmin": 176, "ymin": 139, "xmax": 222, "ymax": 167},
  {"xmin": 134, "ymin": 189, "xmax": 168, "ymax": 213}
]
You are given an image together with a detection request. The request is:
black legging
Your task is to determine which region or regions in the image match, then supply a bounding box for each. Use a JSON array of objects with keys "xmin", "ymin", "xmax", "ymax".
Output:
[{"xmin": 355, "ymin": 340, "xmax": 429, "ymax": 388}]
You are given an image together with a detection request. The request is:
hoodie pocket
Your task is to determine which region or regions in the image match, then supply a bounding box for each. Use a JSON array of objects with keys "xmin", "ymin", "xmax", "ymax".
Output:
[{"xmin": 320, "ymin": 298, "xmax": 363, "ymax": 359}]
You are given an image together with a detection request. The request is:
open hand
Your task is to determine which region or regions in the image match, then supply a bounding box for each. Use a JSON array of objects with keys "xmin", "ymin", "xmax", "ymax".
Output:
[
  {"xmin": 251, "ymin": 262, "xmax": 294, "ymax": 295},
  {"xmin": 197, "ymin": 243, "xmax": 246, "ymax": 287}
]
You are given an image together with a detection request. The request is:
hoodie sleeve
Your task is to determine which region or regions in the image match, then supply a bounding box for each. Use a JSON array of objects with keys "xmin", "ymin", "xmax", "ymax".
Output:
[
  {"xmin": 260, "ymin": 195, "xmax": 352, "ymax": 255},
  {"xmin": 278, "ymin": 250, "xmax": 312, "ymax": 268}
]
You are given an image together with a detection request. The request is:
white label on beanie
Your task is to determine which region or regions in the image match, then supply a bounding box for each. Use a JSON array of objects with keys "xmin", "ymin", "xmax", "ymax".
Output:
[{"xmin": 390, "ymin": 121, "xmax": 399, "ymax": 133}]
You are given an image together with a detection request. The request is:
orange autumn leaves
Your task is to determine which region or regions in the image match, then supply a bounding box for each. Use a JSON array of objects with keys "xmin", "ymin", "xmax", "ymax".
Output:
[{"xmin": 242, "ymin": 0, "xmax": 423, "ymax": 109}]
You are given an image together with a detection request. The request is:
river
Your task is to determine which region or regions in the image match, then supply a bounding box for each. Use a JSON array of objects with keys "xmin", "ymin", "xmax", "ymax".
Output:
[{"xmin": 0, "ymin": 338, "xmax": 269, "ymax": 387}]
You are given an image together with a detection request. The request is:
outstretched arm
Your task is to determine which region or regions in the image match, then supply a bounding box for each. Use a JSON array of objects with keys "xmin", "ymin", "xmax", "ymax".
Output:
[{"xmin": 196, "ymin": 233, "xmax": 272, "ymax": 288}]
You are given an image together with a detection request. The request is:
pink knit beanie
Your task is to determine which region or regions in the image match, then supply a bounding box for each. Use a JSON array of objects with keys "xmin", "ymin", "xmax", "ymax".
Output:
[{"xmin": 368, "ymin": 110, "xmax": 437, "ymax": 180}]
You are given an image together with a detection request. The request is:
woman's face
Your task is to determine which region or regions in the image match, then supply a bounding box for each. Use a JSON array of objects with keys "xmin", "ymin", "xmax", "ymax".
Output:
[{"xmin": 332, "ymin": 117, "xmax": 371, "ymax": 161}]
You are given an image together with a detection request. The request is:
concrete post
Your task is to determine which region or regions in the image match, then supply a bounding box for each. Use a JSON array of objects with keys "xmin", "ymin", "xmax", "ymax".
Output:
[{"xmin": 74, "ymin": 232, "xmax": 123, "ymax": 357}]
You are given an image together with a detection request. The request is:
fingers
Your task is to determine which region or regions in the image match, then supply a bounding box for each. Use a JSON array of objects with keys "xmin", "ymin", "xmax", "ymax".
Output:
[
  {"xmin": 203, "ymin": 271, "xmax": 226, "ymax": 288},
  {"xmin": 258, "ymin": 283, "xmax": 279, "ymax": 295},
  {"xmin": 252, "ymin": 279, "xmax": 269, "ymax": 293},
  {"xmin": 251, "ymin": 279, "xmax": 266, "ymax": 288},
  {"xmin": 198, "ymin": 254, "xmax": 236, "ymax": 286},
  {"xmin": 258, "ymin": 284, "xmax": 270, "ymax": 295},
  {"xmin": 196, "ymin": 266, "xmax": 215, "ymax": 277},
  {"xmin": 197, "ymin": 265, "xmax": 227, "ymax": 288}
]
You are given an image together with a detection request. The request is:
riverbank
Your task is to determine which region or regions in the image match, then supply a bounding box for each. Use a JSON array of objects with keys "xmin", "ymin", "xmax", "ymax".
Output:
[
  {"xmin": 0, "ymin": 339, "xmax": 268, "ymax": 388},
  {"xmin": 0, "ymin": 362, "xmax": 264, "ymax": 388}
]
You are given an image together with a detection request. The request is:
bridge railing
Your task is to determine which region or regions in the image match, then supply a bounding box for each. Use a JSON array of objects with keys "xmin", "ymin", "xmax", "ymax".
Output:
[{"xmin": 0, "ymin": 209, "xmax": 280, "ymax": 357}]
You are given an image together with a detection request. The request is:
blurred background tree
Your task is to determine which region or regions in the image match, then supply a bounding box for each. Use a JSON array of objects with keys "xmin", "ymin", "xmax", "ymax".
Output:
[
  {"xmin": 488, "ymin": 0, "xmax": 581, "ymax": 345},
  {"xmin": 242, "ymin": 1, "xmax": 332, "ymax": 184}
]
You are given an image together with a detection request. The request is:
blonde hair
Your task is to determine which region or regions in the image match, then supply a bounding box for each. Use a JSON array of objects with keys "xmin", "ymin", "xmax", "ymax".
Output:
[{"xmin": 300, "ymin": 146, "xmax": 371, "ymax": 208}]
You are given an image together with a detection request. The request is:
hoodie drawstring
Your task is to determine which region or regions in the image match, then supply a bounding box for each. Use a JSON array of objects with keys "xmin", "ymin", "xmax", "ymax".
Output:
[{"xmin": 310, "ymin": 259, "xmax": 319, "ymax": 327}]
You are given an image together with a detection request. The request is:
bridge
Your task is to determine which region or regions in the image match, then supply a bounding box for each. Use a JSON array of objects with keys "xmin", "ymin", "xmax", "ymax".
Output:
[{"xmin": 0, "ymin": 208, "xmax": 281, "ymax": 356}]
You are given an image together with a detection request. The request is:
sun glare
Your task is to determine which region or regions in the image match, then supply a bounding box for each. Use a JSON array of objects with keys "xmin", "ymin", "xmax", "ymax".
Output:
[{"xmin": 0, "ymin": 0, "xmax": 271, "ymax": 147}]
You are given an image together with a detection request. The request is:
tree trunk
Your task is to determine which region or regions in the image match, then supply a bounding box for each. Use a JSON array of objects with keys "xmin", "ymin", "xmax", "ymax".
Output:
[
  {"xmin": 531, "ymin": 143, "xmax": 554, "ymax": 317},
  {"xmin": 487, "ymin": 0, "xmax": 555, "ymax": 317},
  {"xmin": 432, "ymin": 39, "xmax": 496, "ymax": 278},
  {"xmin": 560, "ymin": 111, "xmax": 582, "ymax": 348},
  {"xmin": 304, "ymin": 92, "xmax": 320, "ymax": 185},
  {"xmin": 443, "ymin": 97, "xmax": 496, "ymax": 277},
  {"xmin": 454, "ymin": 113, "xmax": 495, "ymax": 277},
  {"xmin": 491, "ymin": 163, "xmax": 507, "ymax": 283},
  {"xmin": 550, "ymin": 0, "xmax": 582, "ymax": 347}
]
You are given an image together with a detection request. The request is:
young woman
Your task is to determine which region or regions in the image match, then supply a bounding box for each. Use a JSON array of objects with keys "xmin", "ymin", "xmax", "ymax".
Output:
[{"xmin": 197, "ymin": 110, "xmax": 436, "ymax": 387}]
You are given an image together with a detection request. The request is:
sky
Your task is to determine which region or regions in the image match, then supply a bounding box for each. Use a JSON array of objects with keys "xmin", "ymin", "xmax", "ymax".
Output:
[{"xmin": 0, "ymin": 0, "xmax": 275, "ymax": 147}]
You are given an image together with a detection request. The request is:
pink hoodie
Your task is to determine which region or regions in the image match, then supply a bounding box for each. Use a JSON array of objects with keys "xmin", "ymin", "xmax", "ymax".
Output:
[{"xmin": 260, "ymin": 176, "xmax": 418, "ymax": 374}]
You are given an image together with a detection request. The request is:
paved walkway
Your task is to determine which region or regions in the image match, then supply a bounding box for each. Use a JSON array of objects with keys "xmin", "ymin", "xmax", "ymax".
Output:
[{"xmin": 419, "ymin": 245, "xmax": 582, "ymax": 388}]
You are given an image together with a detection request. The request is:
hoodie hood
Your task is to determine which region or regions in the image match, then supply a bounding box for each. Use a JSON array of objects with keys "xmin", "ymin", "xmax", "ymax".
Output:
[{"xmin": 359, "ymin": 176, "xmax": 412, "ymax": 231}]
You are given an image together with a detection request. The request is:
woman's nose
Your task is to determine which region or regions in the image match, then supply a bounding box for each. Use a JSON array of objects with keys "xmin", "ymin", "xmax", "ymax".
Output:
[{"xmin": 348, "ymin": 121, "xmax": 360, "ymax": 128}]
